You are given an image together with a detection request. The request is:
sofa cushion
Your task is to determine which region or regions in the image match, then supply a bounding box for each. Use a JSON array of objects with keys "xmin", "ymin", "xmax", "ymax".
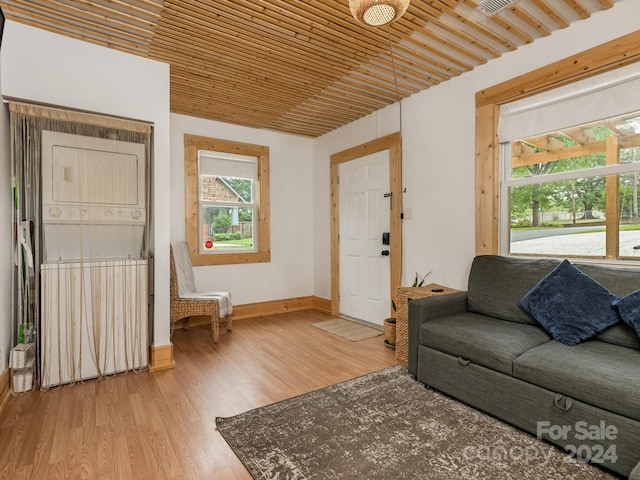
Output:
[
  {"xmin": 578, "ymin": 263, "xmax": 640, "ymax": 297},
  {"xmin": 467, "ymin": 255, "xmax": 561, "ymax": 325},
  {"xmin": 518, "ymin": 259, "xmax": 619, "ymax": 345},
  {"xmin": 594, "ymin": 323, "xmax": 640, "ymax": 351},
  {"xmin": 612, "ymin": 289, "xmax": 640, "ymax": 339},
  {"xmin": 419, "ymin": 313, "xmax": 551, "ymax": 376},
  {"xmin": 513, "ymin": 341, "xmax": 640, "ymax": 422}
]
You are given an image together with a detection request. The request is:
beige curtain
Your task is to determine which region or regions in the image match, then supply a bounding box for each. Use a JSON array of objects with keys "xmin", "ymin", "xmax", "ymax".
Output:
[{"xmin": 10, "ymin": 101, "xmax": 152, "ymax": 392}]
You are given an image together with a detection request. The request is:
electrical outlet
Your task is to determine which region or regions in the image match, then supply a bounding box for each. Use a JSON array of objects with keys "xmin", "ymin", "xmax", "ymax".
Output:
[{"xmin": 403, "ymin": 207, "xmax": 413, "ymax": 220}]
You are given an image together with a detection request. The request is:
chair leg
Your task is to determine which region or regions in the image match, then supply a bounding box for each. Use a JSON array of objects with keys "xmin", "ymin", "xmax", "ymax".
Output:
[
  {"xmin": 183, "ymin": 318, "xmax": 191, "ymax": 331},
  {"xmin": 211, "ymin": 315, "xmax": 220, "ymax": 343},
  {"xmin": 225, "ymin": 314, "xmax": 232, "ymax": 332}
]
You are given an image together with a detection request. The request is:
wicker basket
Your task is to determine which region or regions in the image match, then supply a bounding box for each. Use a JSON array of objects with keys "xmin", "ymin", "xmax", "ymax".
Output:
[
  {"xmin": 395, "ymin": 283, "xmax": 458, "ymax": 362},
  {"xmin": 383, "ymin": 318, "xmax": 396, "ymax": 346}
]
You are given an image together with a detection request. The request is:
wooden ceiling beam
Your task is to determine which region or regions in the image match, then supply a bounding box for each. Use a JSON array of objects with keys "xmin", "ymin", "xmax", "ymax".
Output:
[
  {"xmin": 170, "ymin": 0, "xmax": 388, "ymax": 65},
  {"xmin": 507, "ymin": 4, "xmax": 552, "ymax": 37},
  {"xmin": 39, "ymin": 0, "xmax": 161, "ymax": 23},
  {"xmin": 396, "ymin": 3, "xmax": 503, "ymax": 60},
  {"xmin": 562, "ymin": 0, "xmax": 590, "ymax": 19},
  {"xmin": 154, "ymin": 5, "xmax": 369, "ymax": 70},
  {"xmin": 390, "ymin": 42, "xmax": 463, "ymax": 78},
  {"xmin": 457, "ymin": 0, "xmax": 534, "ymax": 44},
  {"xmin": 0, "ymin": 6, "xmax": 152, "ymax": 53},
  {"xmin": 4, "ymin": 0, "xmax": 157, "ymax": 35},
  {"xmin": 170, "ymin": 75, "xmax": 386, "ymax": 115},
  {"xmin": 529, "ymin": 0, "xmax": 570, "ymax": 29},
  {"xmin": 434, "ymin": 3, "xmax": 518, "ymax": 52}
]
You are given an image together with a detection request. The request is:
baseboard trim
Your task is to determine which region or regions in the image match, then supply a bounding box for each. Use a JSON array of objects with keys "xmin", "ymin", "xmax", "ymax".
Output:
[
  {"xmin": 311, "ymin": 296, "xmax": 332, "ymax": 314},
  {"xmin": 171, "ymin": 295, "xmax": 333, "ymax": 330},
  {"xmin": 149, "ymin": 343, "xmax": 175, "ymax": 372},
  {"xmin": 232, "ymin": 296, "xmax": 316, "ymax": 319},
  {"xmin": 0, "ymin": 368, "xmax": 11, "ymax": 413}
]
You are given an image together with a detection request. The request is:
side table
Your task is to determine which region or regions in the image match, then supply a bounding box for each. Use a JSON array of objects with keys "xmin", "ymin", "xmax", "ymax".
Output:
[{"xmin": 395, "ymin": 283, "xmax": 459, "ymax": 362}]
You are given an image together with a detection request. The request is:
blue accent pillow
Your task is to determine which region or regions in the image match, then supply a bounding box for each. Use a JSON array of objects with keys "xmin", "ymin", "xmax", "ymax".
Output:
[
  {"xmin": 612, "ymin": 289, "xmax": 640, "ymax": 339},
  {"xmin": 518, "ymin": 259, "xmax": 619, "ymax": 346}
]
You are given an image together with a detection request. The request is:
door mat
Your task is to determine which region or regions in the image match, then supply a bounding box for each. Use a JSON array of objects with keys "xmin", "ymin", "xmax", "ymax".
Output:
[{"xmin": 311, "ymin": 318, "xmax": 383, "ymax": 342}]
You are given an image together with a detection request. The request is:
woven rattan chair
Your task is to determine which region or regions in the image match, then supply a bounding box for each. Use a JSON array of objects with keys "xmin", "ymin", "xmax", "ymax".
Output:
[{"xmin": 170, "ymin": 241, "xmax": 232, "ymax": 343}]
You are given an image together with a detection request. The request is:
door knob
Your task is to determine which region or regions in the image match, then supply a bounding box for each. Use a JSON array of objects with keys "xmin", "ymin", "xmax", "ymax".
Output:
[{"xmin": 381, "ymin": 250, "xmax": 390, "ymax": 256}]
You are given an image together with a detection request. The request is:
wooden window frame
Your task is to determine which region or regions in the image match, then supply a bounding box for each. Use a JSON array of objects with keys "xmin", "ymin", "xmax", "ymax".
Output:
[
  {"xmin": 184, "ymin": 134, "xmax": 271, "ymax": 266},
  {"xmin": 475, "ymin": 31, "xmax": 640, "ymax": 256}
]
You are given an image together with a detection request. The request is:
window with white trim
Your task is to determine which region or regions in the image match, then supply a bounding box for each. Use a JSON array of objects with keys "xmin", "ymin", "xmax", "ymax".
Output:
[
  {"xmin": 199, "ymin": 150, "xmax": 257, "ymax": 253},
  {"xmin": 503, "ymin": 113, "xmax": 640, "ymax": 260},
  {"xmin": 500, "ymin": 64, "xmax": 640, "ymax": 261}
]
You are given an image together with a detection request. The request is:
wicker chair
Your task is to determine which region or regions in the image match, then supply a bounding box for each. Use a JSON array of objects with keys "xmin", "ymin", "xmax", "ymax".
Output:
[{"xmin": 169, "ymin": 242, "xmax": 232, "ymax": 343}]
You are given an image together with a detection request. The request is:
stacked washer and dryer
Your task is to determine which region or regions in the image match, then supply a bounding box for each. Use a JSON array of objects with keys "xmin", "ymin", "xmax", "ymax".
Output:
[{"xmin": 39, "ymin": 131, "xmax": 148, "ymax": 388}]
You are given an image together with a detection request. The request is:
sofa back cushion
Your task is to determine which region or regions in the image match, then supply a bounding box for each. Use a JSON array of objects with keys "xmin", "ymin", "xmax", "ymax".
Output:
[
  {"xmin": 594, "ymin": 323, "xmax": 640, "ymax": 350},
  {"xmin": 577, "ymin": 263, "xmax": 640, "ymax": 296},
  {"xmin": 468, "ymin": 255, "xmax": 640, "ymax": 330},
  {"xmin": 468, "ymin": 256, "xmax": 559, "ymax": 326}
]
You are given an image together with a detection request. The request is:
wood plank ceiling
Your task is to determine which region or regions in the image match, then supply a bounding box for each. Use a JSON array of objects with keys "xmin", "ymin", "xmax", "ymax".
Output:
[{"xmin": 0, "ymin": 0, "xmax": 620, "ymax": 137}]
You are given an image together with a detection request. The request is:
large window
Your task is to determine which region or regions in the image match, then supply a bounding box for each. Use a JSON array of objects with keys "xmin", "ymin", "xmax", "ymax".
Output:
[
  {"xmin": 185, "ymin": 134, "xmax": 270, "ymax": 266},
  {"xmin": 502, "ymin": 112, "xmax": 640, "ymax": 261},
  {"xmin": 474, "ymin": 32, "xmax": 640, "ymax": 258}
]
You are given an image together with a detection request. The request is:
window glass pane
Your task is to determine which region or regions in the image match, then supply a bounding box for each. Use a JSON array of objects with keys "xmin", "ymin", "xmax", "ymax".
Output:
[
  {"xmin": 621, "ymin": 145, "xmax": 640, "ymax": 165},
  {"xmin": 200, "ymin": 175, "xmax": 254, "ymax": 204},
  {"xmin": 201, "ymin": 205, "xmax": 254, "ymax": 252},
  {"xmin": 620, "ymin": 172, "xmax": 640, "ymax": 258},
  {"xmin": 509, "ymin": 176, "xmax": 607, "ymax": 257},
  {"xmin": 511, "ymin": 112, "xmax": 640, "ymax": 179}
]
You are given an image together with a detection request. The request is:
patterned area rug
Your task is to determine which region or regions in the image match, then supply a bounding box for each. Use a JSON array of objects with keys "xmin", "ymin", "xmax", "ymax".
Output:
[
  {"xmin": 216, "ymin": 366, "xmax": 617, "ymax": 480},
  {"xmin": 310, "ymin": 318, "xmax": 382, "ymax": 341}
]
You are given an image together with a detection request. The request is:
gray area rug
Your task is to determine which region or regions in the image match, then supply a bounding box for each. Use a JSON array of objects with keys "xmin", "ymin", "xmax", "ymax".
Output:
[
  {"xmin": 310, "ymin": 318, "xmax": 382, "ymax": 341},
  {"xmin": 216, "ymin": 366, "xmax": 616, "ymax": 479}
]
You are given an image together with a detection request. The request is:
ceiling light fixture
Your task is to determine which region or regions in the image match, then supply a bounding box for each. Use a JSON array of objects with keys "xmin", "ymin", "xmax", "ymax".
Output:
[{"xmin": 349, "ymin": 0, "xmax": 410, "ymax": 27}]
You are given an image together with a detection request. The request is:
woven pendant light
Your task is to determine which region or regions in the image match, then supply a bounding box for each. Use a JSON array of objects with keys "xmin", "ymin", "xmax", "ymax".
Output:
[{"xmin": 349, "ymin": 0, "xmax": 410, "ymax": 27}]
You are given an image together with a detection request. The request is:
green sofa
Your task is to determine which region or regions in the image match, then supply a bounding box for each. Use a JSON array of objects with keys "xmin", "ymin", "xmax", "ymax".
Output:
[{"xmin": 408, "ymin": 255, "xmax": 640, "ymax": 478}]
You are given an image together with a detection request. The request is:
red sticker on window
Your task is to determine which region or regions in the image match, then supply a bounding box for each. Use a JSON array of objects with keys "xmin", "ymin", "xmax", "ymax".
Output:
[{"xmin": 205, "ymin": 240, "xmax": 213, "ymax": 249}]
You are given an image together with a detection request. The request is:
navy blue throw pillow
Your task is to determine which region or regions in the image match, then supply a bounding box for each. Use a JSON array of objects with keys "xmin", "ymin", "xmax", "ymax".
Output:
[
  {"xmin": 518, "ymin": 259, "xmax": 619, "ymax": 346},
  {"xmin": 612, "ymin": 289, "xmax": 640, "ymax": 339}
]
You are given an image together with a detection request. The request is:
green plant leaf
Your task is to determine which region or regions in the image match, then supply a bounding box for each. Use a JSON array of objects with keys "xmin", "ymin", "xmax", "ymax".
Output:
[{"xmin": 413, "ymin": 271, "xmax": 432, "ymax": 287}]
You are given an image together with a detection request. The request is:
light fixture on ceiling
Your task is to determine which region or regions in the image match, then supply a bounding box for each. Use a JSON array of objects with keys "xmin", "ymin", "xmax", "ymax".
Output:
[{"xmin": 349, "ymin": 0, "xmax": 410, "ymax": 27}]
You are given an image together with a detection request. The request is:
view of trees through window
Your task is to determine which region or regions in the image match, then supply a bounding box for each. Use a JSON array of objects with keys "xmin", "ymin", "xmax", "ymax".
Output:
[
  {"xmin": 200, "ymin": 175, "xmax": 255, "ymax": 251},
  {"xmin": 507, "ymin": 112, "xmax": 640, "ymax": 260}
]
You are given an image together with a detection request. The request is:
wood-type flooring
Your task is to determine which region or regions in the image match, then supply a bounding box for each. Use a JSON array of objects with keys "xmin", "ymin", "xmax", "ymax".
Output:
[{"xmin": 0, "ymin": 310, "xmax": 398, "ymax": 479}]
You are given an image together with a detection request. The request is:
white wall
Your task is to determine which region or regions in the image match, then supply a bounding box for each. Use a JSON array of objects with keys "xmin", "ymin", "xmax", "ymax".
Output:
[
  {"xmin": 0, "ymin": 93, "xmax": 11, "ymax": 370},
  {"xmin": 0, "ymin": 21, "xmax": 172, "ymax": 347},
  {"xmin": 313, "ymin": 0, "xmax": 640, "ymax": 294},
  {"xmin": 171, "ymin": 114, "xmax": 315, "ymax": 305}
]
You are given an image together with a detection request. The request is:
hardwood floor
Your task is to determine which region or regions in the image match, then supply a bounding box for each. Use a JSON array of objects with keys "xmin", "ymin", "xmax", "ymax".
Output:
[{"xmin": 0, "ymin": 310, "xmax": 398, "ymax": 479}]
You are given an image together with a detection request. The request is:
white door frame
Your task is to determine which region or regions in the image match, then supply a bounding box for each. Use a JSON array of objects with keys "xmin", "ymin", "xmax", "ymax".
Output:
[{"xmin": 330, "ymin": 132, "xmax": 403, "ymax": 317}]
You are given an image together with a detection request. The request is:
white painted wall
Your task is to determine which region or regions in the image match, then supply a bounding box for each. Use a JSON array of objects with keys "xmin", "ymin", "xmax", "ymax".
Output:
[
  {"xmin": 171, "ymin": 114, "xmax": 314, "ymax": 305},
  {"xmin": 0, "ymin": 21, "xmax": 172, "ymax": 347},
  {"xmin": 313, "ymin": 0, "xmax": 640, "ymax": 294},
  {"xmin": 0, "ymin": 94, "xmax": 11, "ymax": 371}
]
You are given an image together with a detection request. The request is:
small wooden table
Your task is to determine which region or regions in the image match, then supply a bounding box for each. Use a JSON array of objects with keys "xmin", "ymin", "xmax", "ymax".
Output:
[{"xmin": 395, "ymin": 283, "xmax": 459, "ymax": 362}]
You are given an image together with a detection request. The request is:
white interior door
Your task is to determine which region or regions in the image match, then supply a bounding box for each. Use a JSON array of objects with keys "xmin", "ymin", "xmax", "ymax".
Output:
[{"xmin": 338, "ymin": 150, "xmax": 391, "ymax": 326}]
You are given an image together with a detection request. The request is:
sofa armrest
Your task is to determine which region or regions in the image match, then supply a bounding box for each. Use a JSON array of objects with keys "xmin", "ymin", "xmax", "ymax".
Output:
[{"xmin": 408, "ymin": 291, "xmax": 468, "ymax": 375}]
